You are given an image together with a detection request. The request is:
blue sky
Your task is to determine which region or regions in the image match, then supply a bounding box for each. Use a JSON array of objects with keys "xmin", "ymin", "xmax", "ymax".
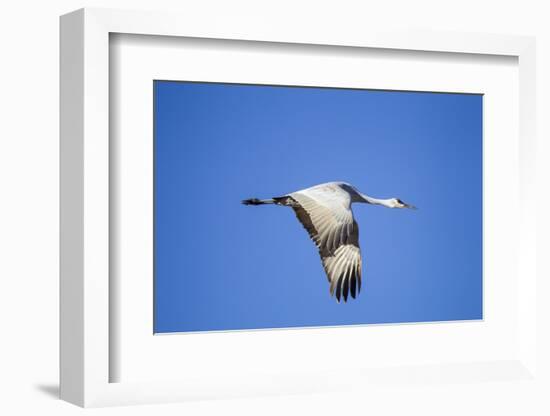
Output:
[{"xmin": 154, "ymin": 81, "xmax": 483, "ymax": 333}]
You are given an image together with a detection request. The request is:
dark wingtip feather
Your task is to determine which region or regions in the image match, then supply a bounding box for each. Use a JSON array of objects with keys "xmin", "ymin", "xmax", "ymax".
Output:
[
  {"xmin": 342, "ymin": 277, "xmax": 349, "ymax": 302},
  {"xmin": 350, "ymin": 275, "xmax": 357, "ymax": 299},
  {"xmin": 335, "ymin": 278, "xmax": 342, "ymax": 303}
]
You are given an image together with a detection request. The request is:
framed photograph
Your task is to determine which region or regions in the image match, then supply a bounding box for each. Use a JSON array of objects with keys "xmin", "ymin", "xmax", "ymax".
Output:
[{"xmin": 60, "ymin": 8, "xmax": 538, "ymax": 408}]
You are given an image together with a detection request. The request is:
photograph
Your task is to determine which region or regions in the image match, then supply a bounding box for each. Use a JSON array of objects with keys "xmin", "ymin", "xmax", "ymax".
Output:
[
  {"xmin": 153, "ymin": 80, "xmax": 483, "ymax": 333},
  {"xmin": 5, "ymin": 2, "xmax": 541, "ymax": 412}
]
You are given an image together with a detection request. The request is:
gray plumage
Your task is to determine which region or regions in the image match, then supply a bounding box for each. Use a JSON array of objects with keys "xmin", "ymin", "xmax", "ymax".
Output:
[{"xmin": 243, "ymin": 181, "xmax": 415, "ymax": 303}]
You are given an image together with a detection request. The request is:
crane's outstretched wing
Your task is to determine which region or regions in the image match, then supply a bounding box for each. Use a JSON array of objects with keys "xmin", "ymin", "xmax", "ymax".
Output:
[{"xmin": 288, "ymin": 184, "xmax": 362, "ymax": 302}]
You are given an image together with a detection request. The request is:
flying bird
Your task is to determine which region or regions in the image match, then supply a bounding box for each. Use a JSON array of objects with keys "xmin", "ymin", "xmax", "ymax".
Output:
[{"xmin": 242, "ymin": 182, "xmax": 416, "ymax": 303}]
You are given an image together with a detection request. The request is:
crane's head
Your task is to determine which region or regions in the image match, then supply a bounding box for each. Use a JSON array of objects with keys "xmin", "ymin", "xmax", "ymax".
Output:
[{"xmin": 391, "ymin": 198, "xmax": 417, "ymax": 209}]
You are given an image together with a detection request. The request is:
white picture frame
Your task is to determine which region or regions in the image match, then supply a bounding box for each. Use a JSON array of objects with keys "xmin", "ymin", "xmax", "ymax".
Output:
[{"xmin": 60, "ymin": 7, "xmax": 538, "ymax": 408}]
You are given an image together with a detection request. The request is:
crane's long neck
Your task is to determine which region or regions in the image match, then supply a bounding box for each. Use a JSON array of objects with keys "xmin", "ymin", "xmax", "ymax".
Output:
[{"xmin": 358, "ymin": 193, "xmax": 394, "ymax": 208}]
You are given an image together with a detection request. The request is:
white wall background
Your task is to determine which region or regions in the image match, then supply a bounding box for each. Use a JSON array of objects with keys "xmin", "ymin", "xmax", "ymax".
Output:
[{"xmin": 0, "ymin": 1, "xmax": 548, "ymax": 415}]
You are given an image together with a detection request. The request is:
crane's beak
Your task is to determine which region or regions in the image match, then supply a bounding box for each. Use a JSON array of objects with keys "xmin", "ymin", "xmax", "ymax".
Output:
[{"xmin": 402, "ymin": 202, "xmax": 417, "ymax": 210}]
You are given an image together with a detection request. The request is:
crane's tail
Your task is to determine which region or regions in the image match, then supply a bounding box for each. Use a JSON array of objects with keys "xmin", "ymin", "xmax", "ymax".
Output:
[{"xmin": 242, "ymin": 198, "xmax": 276, "ymax": 205}]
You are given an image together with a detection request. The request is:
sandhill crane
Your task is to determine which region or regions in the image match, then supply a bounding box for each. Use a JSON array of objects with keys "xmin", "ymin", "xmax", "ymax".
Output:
[{"xmin": 242, "ymin": 181, "xmax": 416, "ymax": 303}]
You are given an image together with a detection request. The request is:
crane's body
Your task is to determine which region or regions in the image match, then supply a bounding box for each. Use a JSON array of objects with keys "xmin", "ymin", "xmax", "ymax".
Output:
[{"xmin": 242, "ymin": 181, "xmax": 415, "ymax": 303}]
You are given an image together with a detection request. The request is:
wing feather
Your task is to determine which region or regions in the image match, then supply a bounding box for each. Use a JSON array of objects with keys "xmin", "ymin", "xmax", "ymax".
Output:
[{"xmin": 288, "ymin": 184, "xmax": 363, "ymax": 302}]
